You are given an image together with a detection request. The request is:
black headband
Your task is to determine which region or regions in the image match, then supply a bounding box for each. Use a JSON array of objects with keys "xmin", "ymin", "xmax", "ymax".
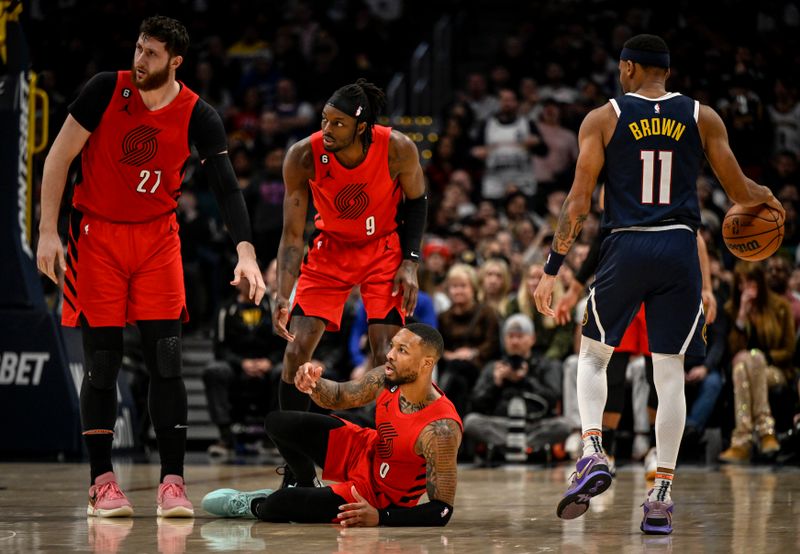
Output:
[
  {"xmin": 326, "ymin": 88, "xmax": 368, "ymax": 120},
  {"xmin": 620, "ymin": 47, "xmax": 670, "ymax": 69}
]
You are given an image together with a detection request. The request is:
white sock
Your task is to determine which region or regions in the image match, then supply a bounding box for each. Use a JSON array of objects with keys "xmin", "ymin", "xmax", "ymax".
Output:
[
  {"xmin": 577, "ymin": 336, "xmax": 614, "ymax": 457},
  {"xmin": 650, "ymin": 352, "xmax": 686, "ymax": 502},
  {"xmin": 649, "ymin": 470, "xmax": 674, "ymax": 502}
]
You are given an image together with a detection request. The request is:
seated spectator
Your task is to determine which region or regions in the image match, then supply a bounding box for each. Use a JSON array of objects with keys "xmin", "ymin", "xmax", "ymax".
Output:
[
  {"xmin": 720, "ymin": 262, "xmax": 796, "ymax": 463},
  {"xmin": 464, "ymin": 314, "xmax": 569, "ymax": 464},
  {"xmin": 477, "ymin": 257, "xmax": 512, "ymax": 317},
  {"xmin": 508, "ymin": 263, "xmax": 574, "ymax": 361},
  {"xmin": 438, "ymin": 264, "xmax": 501, "ymax": 417},
  {"xmin": 202, "ymin": 266, "xmax": 283, "ymax": 459}
]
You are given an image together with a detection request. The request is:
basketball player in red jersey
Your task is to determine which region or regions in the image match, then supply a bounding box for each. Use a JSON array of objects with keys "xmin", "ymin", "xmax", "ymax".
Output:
[
  {"xmin": 201, "ymin": 323, "xmax": 462, "ymax": 527},
  {"xmin": 272, "ymin": 81, "xmax": 427, "ymax": 427},
  {"xmin": 36, "ymin": 16, "xmax": 265, "ymax": 518}
]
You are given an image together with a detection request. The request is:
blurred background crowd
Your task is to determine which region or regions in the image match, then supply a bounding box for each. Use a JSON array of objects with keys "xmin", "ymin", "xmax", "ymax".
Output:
[{"xmin": 26, "ymin": 0, "xmax": 800, "ymax": 469}]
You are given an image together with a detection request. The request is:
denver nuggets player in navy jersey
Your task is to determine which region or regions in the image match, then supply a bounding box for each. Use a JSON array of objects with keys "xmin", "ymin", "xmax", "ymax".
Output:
[{"xmin": 534, "ymin": 35, "xmax": 784, "ymax": 535}]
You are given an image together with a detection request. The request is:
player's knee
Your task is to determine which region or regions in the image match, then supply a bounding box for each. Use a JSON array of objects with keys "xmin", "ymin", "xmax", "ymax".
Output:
[
  {"xmin": 264, "ymin": 410, "xmax": 291, "ymax": 436},
  {"xmin": 87, "ymin": 350, "xmax": 122, "ymax": 390},
  {"xmin": 155, "ymin": 336, "xmax": 182, "ymax": 378}
]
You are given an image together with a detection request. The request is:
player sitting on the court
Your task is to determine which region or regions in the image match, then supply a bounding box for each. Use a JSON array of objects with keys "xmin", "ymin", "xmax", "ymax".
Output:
[{"xmin": 201, "ymin": 324, "xmax": 462, "ymax": 526}]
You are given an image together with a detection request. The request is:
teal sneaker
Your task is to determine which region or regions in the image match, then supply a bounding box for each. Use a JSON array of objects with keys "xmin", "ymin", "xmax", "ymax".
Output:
[{"xmin": 201, "ymin": 488, "xmax": 273, "ymax": 518}]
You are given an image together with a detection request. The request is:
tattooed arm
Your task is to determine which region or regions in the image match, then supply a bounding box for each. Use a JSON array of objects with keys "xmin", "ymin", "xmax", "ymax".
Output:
[
  {"xmin": 294, "ymin": 363, "xmax": 386, "ymax": 410},
  {"xmin": 272, "ymin": 138, "xmax": 314, "ymax": 341},
  {"xmin": 417, "ymin": 418, "xmax": 462, "ymax": 507},
  {"xmin": 336, "ymin": 417, "xmax": 462, "ymax": 527},
  {"xmin": 534, "ymin": 104, "xmax": 612, "ymax": 316}
]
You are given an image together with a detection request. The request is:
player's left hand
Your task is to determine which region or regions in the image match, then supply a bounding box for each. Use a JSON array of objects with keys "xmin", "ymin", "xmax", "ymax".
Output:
[
  {"xmin": 231, "ymin": 243, "xmax": 266, "ymax": 305},
  {"xmin": 701, "ymin": 288, "xmax": 717, "ymax": 325},
  {"xmin": 337, "ymin": 486, "xmax": 379, "ymax": 527},
  {"xmin": 392, "ymin": 260, "xmax": 419, "ymax": 316},
  {"xmin": 533, "ymin": 273, "xmax": 557, "ymax": 317}
]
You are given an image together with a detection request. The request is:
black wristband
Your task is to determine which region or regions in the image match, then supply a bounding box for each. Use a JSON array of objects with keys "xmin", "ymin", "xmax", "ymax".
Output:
[
  {"xmin": 378, "ymin": 499, "xmax": 453, "ymax": 526},
  {"xmin": 543, "ymin": 250, "xmax": 566, "ymax": 276},
  {"xmin": 398, "ymin": 194, "xmax": 427, "ymax": 261}
]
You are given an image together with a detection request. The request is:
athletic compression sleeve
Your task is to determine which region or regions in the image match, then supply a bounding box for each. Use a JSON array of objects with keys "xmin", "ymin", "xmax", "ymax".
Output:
[
  {"xmin": 397, "ymin": 194, "xmax": 427, "ymax": 261},
  {"xmin": 189, "ymin": 100, "xmax": 252, "ymax": 246},
  {"xmin": 378, "ymin": 499, "xmax": 453, "ymax": 526}
]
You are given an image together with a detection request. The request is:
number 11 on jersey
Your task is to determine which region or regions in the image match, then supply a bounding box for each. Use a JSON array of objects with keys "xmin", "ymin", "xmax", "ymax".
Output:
[{"xmin": 640, "ymin": 150, "xmax": 672, "ymax": 205}]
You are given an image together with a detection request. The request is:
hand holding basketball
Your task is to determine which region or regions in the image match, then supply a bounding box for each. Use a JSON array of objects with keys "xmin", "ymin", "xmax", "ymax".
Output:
[{"xmin": 722, "ymin": 202, "xmax": 785, "ymax": 261}]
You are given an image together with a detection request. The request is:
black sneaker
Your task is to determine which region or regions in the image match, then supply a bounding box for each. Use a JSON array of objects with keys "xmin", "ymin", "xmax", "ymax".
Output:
[{"xmin": 275, "ymin": 465, "xmax": 298, "ymax": 489}]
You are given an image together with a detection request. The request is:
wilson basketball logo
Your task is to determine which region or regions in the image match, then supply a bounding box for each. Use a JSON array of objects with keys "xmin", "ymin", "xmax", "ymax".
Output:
[
  {"xmin": 377, "ymin": 422, "xmax": 399, "ymax": 458},
  {"xmin": 335, "ymin": 182, "xmax": 369, "ymax": 219},
  {"xmin": 119, "ymin": 125, "xmax": 161, "ymax": 166}
]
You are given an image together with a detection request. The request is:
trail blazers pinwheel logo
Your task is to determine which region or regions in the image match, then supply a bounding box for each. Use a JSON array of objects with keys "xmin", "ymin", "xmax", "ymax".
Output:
[
  {"xmin": 334, "ymin": 182, "xmax": 369, "ymax": 219},
  {"xmin": 377, "ymin": 422, "xmax": 399, "ymax": 458},
  {"xmin": 120, "ymin": 125, "xmax": 161, "ymax": 166}
]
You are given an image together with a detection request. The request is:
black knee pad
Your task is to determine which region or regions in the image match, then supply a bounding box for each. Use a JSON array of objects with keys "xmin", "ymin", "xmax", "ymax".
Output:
[
  {"xmin": 155, "ymin": 336, "xmax": 182, "ymax": 378},
  {"xmin": 87, "ymin": 350, "xmax": 122, "ymax": 390}
]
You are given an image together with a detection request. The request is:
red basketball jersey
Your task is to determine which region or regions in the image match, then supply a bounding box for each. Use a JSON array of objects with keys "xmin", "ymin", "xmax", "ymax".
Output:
[
  {"xmin": 372, "ymin": 384, "xmax": 462, "ymax": 508},
  {"xmin": 72, "ymin": 71, "xmax": 199, "ymax": 222},
  {"xmin": 309, "ymin": 125, "xmax": 401, "ymax": 241}
]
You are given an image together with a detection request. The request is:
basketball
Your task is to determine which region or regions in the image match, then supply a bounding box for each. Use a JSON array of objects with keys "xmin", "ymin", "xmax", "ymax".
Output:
[{"xmin": 721, "ymin": 203, "xmax": 784, "ymax": 261}]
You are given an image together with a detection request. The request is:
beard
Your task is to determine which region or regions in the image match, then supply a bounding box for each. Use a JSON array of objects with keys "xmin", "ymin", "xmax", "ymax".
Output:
[
  {"xmin": 384, "ymin": 368, "xmax": 418, "ymax": 387},
  {"xmin": 132, "ymin": 62, "xmax": 170, "ymax": 91}
]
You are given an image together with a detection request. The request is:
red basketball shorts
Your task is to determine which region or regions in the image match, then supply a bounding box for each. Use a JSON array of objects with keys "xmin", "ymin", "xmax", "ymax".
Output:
[
  {"xmin": 322, "ymin": 418, "xmax": 381, "ymax": 517},
  {"xmin": 293, "ymin": 232, "xmax": 404, "ymax": 331},
  {"xmin": 62, "ymin": 210, "xmax": 188, "ymax": 328}
]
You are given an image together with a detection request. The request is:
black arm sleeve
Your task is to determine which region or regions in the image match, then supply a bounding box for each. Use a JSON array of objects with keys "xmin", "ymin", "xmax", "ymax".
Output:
[
  {"xmin": 68, "ymin": 72, "xmax": 117, "ymax": 132},
  {"xmin": 378, "ymin": 499, "xmax": 453, "ymax": 527},
  {"xmin": 189, "ymin": 100, "xmax": 253, "ymax": 246},
  {"xmin": 397, "ymin": 194, "xmax": 427, "ymax": 260},
  {"xmin": 574, "ymin": 231, "xmax": 603, "ymax": 286}
]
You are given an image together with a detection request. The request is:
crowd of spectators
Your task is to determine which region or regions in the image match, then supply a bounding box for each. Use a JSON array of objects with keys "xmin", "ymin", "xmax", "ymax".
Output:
[{"xmin": 28, "ymin": 1, "xmax": 800, "ymax": 465}]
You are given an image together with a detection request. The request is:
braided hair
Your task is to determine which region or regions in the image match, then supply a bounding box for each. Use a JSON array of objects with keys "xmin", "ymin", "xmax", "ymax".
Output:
[{"xmin": 326, "ymin": 78, "xmax": 386, "ymax": 153}]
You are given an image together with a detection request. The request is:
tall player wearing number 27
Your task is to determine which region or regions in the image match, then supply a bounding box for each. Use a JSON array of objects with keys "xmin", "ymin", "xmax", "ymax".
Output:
[
  {"xmin": 36, "ymin": 16, "xmax": 265, "ymax": 518},
  {"xmin": 532, "ymin": 34, "xmax": 783, "ymax": 534},
  {"xmin": 273, "ymin": 79, "xmax": 427, "ymax": 420}
]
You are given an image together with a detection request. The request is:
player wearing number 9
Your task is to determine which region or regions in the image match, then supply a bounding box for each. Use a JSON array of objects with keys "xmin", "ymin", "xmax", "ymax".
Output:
[
  {"xmin": 532, "ymin": 34, "xmax": 784, "ymax": 535},
  {"xmin": 36, "ymin": 16, "xmax": 265, "ymax": 517},
  {"xmin": 273, "ymin": 79, "xmax": 428, "ymax": 416}
]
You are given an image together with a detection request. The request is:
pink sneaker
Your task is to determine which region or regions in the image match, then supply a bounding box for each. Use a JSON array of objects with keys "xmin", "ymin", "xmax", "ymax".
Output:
[
  {"xmin": 157, "ymin": 475, "xmax": 194, "ymax": 517},
  {"xmin": 87, "ymin": 472, "xmax": 134, "ymax": 517}
]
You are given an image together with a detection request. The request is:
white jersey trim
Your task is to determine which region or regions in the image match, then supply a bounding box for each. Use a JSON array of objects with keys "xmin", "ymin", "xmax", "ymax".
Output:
[
  {"xmin": 609, "ymin": 99, "xmax": 621, "ymax": 117},
  {"xmin": 611, "ymin": 224, "xmax": 694, "ymax": 234},
  {"xmin": 588, "ymin": 288, "xmax": 606, "ymax": 343},
  {"xmin": 680, "ymin": 300, "xmax": 705, "ymax": 355},
  {"xmin": 693, "ymin": 100, "xmax": 700, "ymax": 122},
  {"xmin": 625, "ymin": 92, "xmax": 682, "ymax": 101}
]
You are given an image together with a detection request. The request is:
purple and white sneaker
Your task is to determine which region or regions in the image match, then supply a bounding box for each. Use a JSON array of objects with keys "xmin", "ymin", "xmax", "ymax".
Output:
[
  {"xmin": 556, "ymin": 452, "xmax": 613, "ymax": 519},
  {"xmin": 641, "ymin": 491, "xmax": 674, "ymax": 535}
]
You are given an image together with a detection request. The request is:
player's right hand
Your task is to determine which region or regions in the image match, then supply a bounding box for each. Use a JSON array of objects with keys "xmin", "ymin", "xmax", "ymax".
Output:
[
  {"xmin": 272, "ymin": 297, "xmax": 295, "ymax": 342},
  {"xmin": 294, "ymin": 362, "xmax": 323, "ymax": 394},
  {"xmin": 533, "ymin": 273, "xmax": 557, "ymax": 317},
  {"xmin": 764, "ymin": 193, "xmax": 785, "ymax": 222},
  {"xmin": 36, "ymin": 231, "xmax": 66, "ymax": 286}
]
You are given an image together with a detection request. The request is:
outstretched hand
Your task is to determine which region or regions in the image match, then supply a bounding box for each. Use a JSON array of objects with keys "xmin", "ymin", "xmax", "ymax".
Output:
[
  {"xmin": 337, "ymin": 486, "xmax": 379, "ymax": 527},
  {"xmin": 294, "ymin": 362, "xmax": 323, "ymax": 394},
  {"xmin": 231, "ymin": 246, "xmax": 266, "ymax": 305}
]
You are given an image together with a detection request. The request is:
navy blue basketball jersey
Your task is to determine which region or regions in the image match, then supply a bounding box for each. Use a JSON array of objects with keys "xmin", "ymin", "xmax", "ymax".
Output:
[{"xmin": 602, "ymin": 93, "xmax": 703, "ymax": 231}]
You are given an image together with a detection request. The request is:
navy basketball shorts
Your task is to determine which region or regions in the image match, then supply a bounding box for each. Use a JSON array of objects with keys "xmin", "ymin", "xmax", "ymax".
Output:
[{"xmin": 582, "ymin": 227, "xmax": 706, "ymax": 357}]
